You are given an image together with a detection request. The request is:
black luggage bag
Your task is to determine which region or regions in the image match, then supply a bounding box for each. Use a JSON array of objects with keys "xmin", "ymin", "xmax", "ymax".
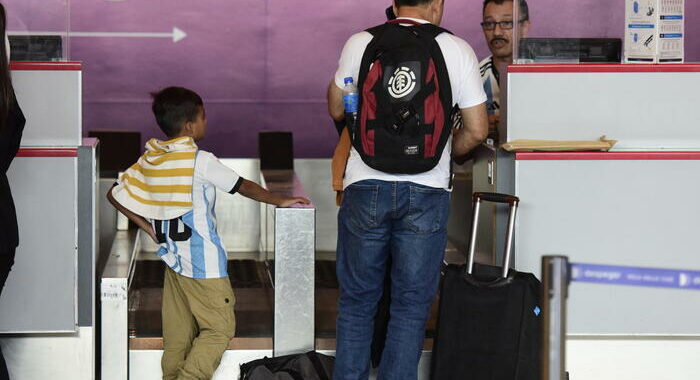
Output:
[
  {"xmin": 240, "ymin": 351, "xmax": 334, "ymax": 380},
  {"xmin": 431, "ymin": 193, "xmax": 542, "ymax": 380}
]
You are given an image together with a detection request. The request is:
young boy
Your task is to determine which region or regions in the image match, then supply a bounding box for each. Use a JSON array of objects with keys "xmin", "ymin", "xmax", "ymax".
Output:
[{"xmin": 107, "ymin": 87, "xmax": 309, "ymax": 380}]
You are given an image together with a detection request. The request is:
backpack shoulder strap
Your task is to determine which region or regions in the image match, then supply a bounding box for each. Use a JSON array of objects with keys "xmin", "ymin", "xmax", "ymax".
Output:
[
  {"xmin": 364, "ymin": 23, "xmax": 389, "ymax": 38},
  {"xmin": 413, "ymin": 23, "xmax": 453, "ymax": 40},
  {"xmin": 358, "ymin": 23, "xmax": 390, "ymax": 96}
]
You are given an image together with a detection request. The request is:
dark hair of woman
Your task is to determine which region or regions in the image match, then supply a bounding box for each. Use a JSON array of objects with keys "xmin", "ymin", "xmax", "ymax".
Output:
[{"xmin": 0, "ymin": 3, "xmax": 14, "ymax": 131}]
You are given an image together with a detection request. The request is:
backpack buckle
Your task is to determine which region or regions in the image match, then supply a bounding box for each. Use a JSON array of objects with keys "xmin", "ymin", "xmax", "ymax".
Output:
[{"xmin": 391, "ymin": 104, "xmax": 418, "ymax": 134}]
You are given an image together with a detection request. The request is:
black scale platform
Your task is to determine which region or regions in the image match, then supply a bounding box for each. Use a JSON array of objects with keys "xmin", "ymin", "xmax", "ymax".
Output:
[{"xmin": 128, "ymin": 259, "xmax": 440, "ymax": 339}]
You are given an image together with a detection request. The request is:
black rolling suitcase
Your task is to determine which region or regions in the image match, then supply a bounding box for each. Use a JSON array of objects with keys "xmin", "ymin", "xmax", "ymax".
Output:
[{"xmin": 431, "ymin": 192, "xmax": 541, "ymax": 380}]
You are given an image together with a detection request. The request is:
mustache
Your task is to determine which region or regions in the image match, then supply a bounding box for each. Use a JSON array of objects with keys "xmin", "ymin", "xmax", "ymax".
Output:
[{"xmin": 490, "ymin": 37, "xmax": 509, "ymax": 44}]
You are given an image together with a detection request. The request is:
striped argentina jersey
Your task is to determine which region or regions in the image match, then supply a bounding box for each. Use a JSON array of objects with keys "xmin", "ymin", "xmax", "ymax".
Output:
[
  {"xmin": 479, "ymin": 55, "xmax": 500, "ymax": 116},
  {"xmin": 150, "ymin": 151, "xmax": 243, "ymax": 279}
]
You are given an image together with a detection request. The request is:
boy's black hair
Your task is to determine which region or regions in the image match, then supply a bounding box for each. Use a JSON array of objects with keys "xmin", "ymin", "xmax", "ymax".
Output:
[
  {"xmin": 395, "ymin": 0, "xmax": 434, "ymax": 7},
  {"xmin": 151, "ymin": 87, "xmax": 203, "ymax": 138},
  {"xmin": 483, "ymin": 0, "xmax": 529, "ymax": 22}
]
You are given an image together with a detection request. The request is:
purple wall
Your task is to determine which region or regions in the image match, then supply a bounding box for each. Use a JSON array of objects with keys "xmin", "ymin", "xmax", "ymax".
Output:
[{"xmin": 5, "ymin": 0, "xmax": 700, "ymax": 158}]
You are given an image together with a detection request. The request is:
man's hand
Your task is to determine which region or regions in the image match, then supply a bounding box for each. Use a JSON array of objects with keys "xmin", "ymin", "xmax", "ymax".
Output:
[{"xmin": 277, "ymin": 197, "xmax": 311, "ymax": 208}]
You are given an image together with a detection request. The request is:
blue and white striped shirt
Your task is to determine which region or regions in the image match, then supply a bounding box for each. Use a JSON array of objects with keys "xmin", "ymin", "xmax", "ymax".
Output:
[{"xmin": 150, "ymin": 151, "xmax": 242, "ymax": 279}]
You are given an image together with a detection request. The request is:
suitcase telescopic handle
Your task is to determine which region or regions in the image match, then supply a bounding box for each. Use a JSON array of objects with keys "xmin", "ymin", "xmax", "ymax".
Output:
[
  {"xmin": 472, "ymin": 192, "xmax": 519, "ymax": 205},
  {"xmin": 467, "ymin": 192, "xmax": 520, "ymax": 278}
]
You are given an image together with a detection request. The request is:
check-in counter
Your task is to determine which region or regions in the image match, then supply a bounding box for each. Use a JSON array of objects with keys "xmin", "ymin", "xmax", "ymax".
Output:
[
  {"xmin": 0, "ymin": 62, "xmax": 99, "ymax": 380},
  {"xmin": 474, "ymin": 63, "xmax": 700, "ymax": 380}
]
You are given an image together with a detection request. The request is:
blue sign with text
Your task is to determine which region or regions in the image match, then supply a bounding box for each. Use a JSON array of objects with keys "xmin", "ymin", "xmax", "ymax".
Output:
[{"xmin": 570, "ymin": 263, "xmax": 700, "ymax": 291}]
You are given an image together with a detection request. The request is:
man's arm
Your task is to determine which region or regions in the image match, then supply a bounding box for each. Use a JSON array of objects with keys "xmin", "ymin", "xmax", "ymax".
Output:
[
  {"xmin": 106, "ymin": 185, "xmax": 159, "ymax": 243},
  {"xmin": 327, "ymin": 80, "xmax": 344, "ymax": 122},
  {"xmin": 452, "ymin": 102, "xmax": 488, "ymax": 157},
  {"xmin": 237, "ymin": 179, "xmax": 310, "ymax": 208}
]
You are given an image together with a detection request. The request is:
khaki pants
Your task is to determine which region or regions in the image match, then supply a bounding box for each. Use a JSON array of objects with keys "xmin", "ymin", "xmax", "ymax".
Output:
[{"xmin": 161, "ymin": 267, "xmax": 236, "ymax": 380}]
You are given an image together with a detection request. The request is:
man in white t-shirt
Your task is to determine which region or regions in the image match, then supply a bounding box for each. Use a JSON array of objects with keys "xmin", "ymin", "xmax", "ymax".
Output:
[{"xmin": 327, "ymin": 1, "xmax": 488, "ymax": 379}]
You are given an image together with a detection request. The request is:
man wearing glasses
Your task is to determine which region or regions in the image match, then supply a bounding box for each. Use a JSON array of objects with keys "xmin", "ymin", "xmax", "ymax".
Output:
[{"xmin": 479, "ymin": 0, "xmax": 530, "ymax": 128}]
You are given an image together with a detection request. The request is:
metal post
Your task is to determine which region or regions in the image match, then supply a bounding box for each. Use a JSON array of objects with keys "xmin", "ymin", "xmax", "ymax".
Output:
[
  {"xmin": 541, "ymin": 255, "xmax": 569, "ymax": 380},
  {"xmin": 501, "ymin": 201, "xmax": 518, "ymax": 278},
  {"xmin": 466, "ymin": 199, "xmax": 481, "ymax": 274}
]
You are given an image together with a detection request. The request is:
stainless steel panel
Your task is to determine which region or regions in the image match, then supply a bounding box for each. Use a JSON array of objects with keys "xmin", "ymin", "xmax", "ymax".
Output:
[
  {"xmin": 102, "ymin": 230, "xmax": 140, "ymax": 380},
  {"xmin": 274, "ymin": 207, "xmax": 315, "ymax": 356},
  {"xmin": 1, "ymin": 156, "xmax": 78, "ymax": 332},
  {"xmin": 472, "ymin": 144, "xmax": 498, "ymax": 265},
  {"xmin": 447, "ymin": 164, "xmax": 473, "ymax": 256},
  {"xmin": 261, "ymin": 170, "xmax": 316, "ymax": 356},
  {"xmin": 99, "ymin": 178, "xmax": 118, "ymax": 261},
  {"xmin": 78, "ymin": 142, "xmax": 98, "ymax": 327}
]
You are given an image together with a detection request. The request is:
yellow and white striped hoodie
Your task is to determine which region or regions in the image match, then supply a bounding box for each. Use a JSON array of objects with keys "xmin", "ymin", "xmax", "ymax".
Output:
[{"xmin": 112, "ymin": 136, "xmax": 197, "ymax": 220}]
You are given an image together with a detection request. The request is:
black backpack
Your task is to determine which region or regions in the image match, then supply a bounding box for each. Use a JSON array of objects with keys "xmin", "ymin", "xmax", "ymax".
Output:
[
  {"xmin": 352, "ymin": 19, "xmax": 455, "ymax": 174},
  {"xmin": 239, "ymin": 351, "xmax": 334, "ymax": 380}
]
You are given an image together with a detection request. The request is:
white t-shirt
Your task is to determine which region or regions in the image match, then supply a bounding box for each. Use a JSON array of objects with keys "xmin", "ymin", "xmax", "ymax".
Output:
[
  {"xmin": 334, "ymin": 18, "xmax": 486, "ymax": 190},
  {"xmin": 149, "ymin": 150, "xmax": 242, "ymax": 279}
]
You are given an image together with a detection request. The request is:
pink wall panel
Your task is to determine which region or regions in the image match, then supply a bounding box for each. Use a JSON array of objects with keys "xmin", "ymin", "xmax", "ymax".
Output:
[{"xmin": 3, "ymin": 0, "xmax": 699, "ymax": 157}]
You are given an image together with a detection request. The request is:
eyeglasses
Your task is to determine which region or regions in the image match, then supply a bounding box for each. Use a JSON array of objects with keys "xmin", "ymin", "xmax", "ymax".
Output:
[{"xmin": 480, "ymin": 20, "xmax": 524, "ymax": 31}]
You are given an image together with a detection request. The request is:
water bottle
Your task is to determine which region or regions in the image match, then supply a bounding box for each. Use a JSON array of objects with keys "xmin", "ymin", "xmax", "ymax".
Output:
[{"xmin": 342, "ymin": 77, "xmax": 359, "ymax": 130}]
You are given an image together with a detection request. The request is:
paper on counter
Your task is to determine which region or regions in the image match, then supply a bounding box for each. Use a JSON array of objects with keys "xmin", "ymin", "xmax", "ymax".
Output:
[{"xmin": 501, "ymin": 136, "xmax": 617, "ymax": 152}]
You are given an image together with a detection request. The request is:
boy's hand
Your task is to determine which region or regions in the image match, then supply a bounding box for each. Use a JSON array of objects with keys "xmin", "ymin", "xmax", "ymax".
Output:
[
  {"xmin": 238, "ymin": 179, "xmax": 311, "ymax": 208},
  {"xmin": 277, "ymin": 197, "xmax": 311, "ymax": 208},
  {"xmin": 107, "ymin": 184, "xmax": 162, "ymax": 244},
  {"xmin": 144, "ymin": 224, "xmax": 160, "ymax": 244}
]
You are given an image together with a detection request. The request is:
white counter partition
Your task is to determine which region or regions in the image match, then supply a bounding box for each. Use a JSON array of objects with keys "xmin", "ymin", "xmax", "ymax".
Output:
[
  {"xmin": 473, "ymin": 63, "xmax": 700, "ymax": 380},
  {"xmin": 505, "ymin": 64, "xmax": 700, "ymax": 151},
  {"xmin": 10, "ymin": 62, "xmax": 82, "ymax": 147},
  {"xmin": 514, "ymin": 151, "xmax": 700, "ymax": 335},
  {"xmin": 0, "ymin": 62, "xmax": 101, "ymax": 380}
]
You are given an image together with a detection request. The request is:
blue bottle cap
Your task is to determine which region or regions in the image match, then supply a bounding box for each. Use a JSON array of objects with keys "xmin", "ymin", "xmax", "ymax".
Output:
[{"xmin": 344, "ymin": 77, "xmax": 354, "ymax": 84}]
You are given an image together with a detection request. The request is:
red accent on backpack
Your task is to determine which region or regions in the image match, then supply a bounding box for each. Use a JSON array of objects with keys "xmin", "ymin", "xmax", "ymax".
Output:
[
  {"xmin": 424, "ymin": 58, "xmax": 444, "ymax": 158},
  {"xmin": 361, "ymin": 61, "xmax": 382, "ymax": 156}
]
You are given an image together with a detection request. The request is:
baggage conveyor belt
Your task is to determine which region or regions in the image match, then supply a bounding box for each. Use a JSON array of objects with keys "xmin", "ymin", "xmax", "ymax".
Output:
[{"xmin": 126, "ymin": 241, "xmax": 474, "ymax": 351}]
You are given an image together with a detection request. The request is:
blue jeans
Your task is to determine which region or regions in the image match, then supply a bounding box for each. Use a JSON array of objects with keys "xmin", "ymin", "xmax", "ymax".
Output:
[{"xmin": 334, "ymin": 180, "xmax": 450, "ymax": 380}]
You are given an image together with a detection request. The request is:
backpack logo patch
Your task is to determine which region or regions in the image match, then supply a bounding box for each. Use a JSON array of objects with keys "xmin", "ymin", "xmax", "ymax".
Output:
[
  {"xmin": 388, "ymin": 66, "xmax": 417, "ymax": 99},
  {"xmin": 404, "ymin": 145, "xmax": 419, "ymax": 155}
]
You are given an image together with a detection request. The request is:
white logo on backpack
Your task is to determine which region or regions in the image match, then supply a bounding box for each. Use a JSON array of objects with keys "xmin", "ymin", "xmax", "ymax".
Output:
[{"xmin": 388, "ymin": 66, "xmax": 416, "ymax": 99}]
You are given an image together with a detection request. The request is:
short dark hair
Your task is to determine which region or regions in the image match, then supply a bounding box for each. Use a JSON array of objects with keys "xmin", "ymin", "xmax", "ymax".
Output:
[
  {"xmin": 150, "ymin": 87, "xmax": 203, "ymax": 138},
  {"xmin": 483, "ymin": 0, "xmax": 529, "ymax": 22},
  {"xmin": 395, "ymin": 0, "xmax": 434, "ymax": 7}
]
